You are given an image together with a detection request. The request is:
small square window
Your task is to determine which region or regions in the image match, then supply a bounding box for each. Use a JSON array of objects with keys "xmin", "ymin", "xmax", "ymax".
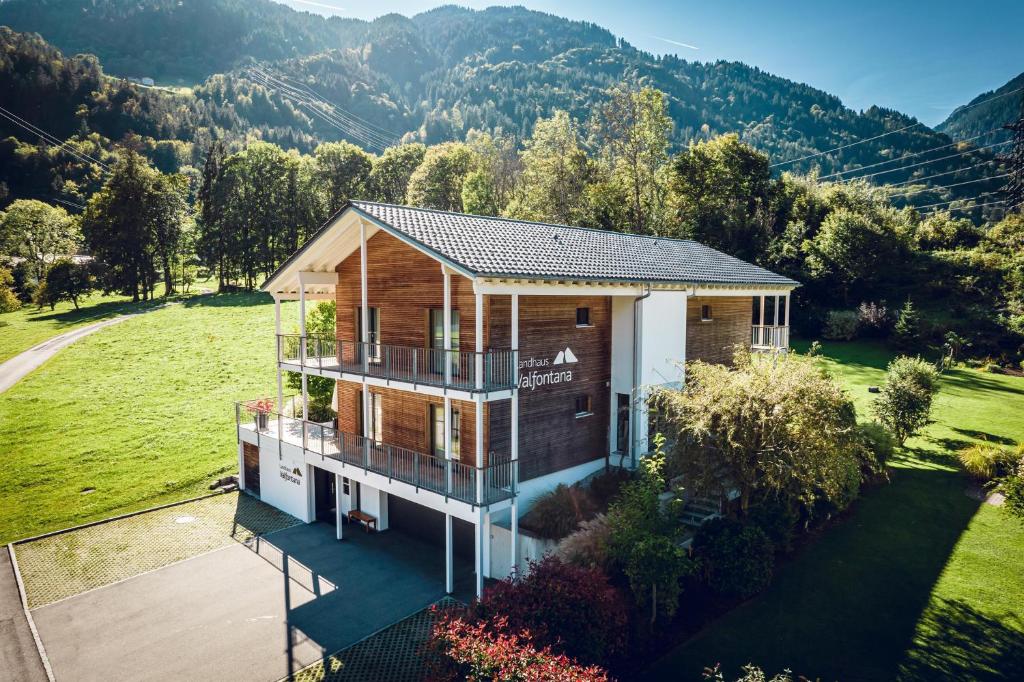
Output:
[
  {"xmin": 701, "ymin": 304, "xmax": 713, "ymax": 322},
  {"xmin": 574, "ymin": 395, "xmax": 592, "ymax": 417},
  {"xmin": 576, "ymin": 307, "xmax": 591, "ymax": 326}
]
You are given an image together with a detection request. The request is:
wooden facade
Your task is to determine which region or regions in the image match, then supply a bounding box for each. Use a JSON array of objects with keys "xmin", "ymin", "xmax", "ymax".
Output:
[{"xmin": 687, "ymin": 295, "xmax": 754, "ymax": 365}]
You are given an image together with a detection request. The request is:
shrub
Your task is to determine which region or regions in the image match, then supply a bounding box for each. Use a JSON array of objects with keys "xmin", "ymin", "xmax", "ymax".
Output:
[
  {"xmin": 873, "ymin": 356, "xmax": 940, "ymax": 445},
  {"xmin": 427, "ymin": 611, "xmax": 610, "ymax": 682},
  {"xmin": 746, "ymin": 498, "xmax": 799, "ymax": 552},
  {"xmin": 693, "ymin": 518, "xmax": 774, "ymax": 599},
  {"xmin": 856, "ymin": 422, "xmax": 897, "ymax": 477},
  {"xmin": 996, "ymin": 452, "xmax": 1024, "ymax": 522},
  {"xmin": 587, "ymin": 467, "xmax": 632, "ymax": 507},
  {"xmin": 857, "ymin": 301, "xmax": 890, "ymax": 336},
  {"xmin": 0, "ymin": 266, "xmax": 20, "ymax": 312},
  {"xmin": 467, "ymin": 556, "xmax": 628, "ymax": 666},
  {"xmin": 823, "ymin": 309, "xmax": 859, "ymax": 340},
  {"xmin": 520, "ymin": 484, "xmax": 596, "ymax": 540},
  {"xmin": 704, "ymin": 663, "xmax": 795, "ymax": 682},
  {"xmin": 958, "ymin": 443, "xmax": 1016, "ymax": 480},
  {"xmin": 556, "ymin": 514, "xmax": 613, "ymax": 571},
  {"xmin": 625, "ymin": 534, "xmax": 697, "ymax": 625}
]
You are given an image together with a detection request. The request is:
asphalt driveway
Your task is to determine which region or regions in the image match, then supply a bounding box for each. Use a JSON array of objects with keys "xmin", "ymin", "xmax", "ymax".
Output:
[{"xmin": 30, "ymin": 522, "xmax": 472, "ymax": 681}]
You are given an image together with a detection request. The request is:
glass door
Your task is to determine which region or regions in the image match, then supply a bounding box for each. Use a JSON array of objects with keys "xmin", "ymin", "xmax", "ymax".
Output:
[{"xmin": 428, "ymin": 309, "xmax": 459, "ymax": 376}]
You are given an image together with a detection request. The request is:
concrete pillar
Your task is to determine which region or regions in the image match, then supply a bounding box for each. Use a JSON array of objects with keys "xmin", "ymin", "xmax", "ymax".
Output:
[
  {"xmin": 299, "ymin": 286, "xmax": 308, "ymax": 421},
  {"xmin": 275, "ymin": 296, "xmax": 283, "ymax": 411},
  {"xmin": 482, "ymin": 511, "xmax": 491, "ymax": 580},
  {"xmin": 474, "ymin": 514, "xmax": 484, "ymax": 598},
  {"xmin": 237, "ymin": 442, "xmax": 245, "ymax": 491},
  {"xmin": 510, "ymin": 293, "xmax": 519, "ymax": 575},
  {"xmin": 335, "ymin": 473, "xmax": 344, "ymax": 540}
]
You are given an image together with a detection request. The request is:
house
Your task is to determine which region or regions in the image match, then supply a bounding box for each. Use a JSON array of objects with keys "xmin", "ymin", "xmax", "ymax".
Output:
[{"xmin": 235, "ymin": 201, "xmax": 798, "ymax": 597}]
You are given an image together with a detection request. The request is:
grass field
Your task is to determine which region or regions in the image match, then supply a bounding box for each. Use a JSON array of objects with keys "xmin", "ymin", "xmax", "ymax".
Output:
[
  {"xmin": 646, "ymin": 341, "xmax": 1024, "ymax": 681},
  {"xmin": 0, "ymin": 291, "xmax": 293, "ymax": 543},
  {"xmin": 0, "ymin": 281, "xmax": 212, "ymax": 363}
]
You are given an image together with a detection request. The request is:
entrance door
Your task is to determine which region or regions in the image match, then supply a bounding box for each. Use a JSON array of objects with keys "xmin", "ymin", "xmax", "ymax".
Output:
[
  {"xmin": 314, "ymin": 467, "xmax": 336, "ymax": 524},
  {"xmin": 428, "ymin": 404, "xmax": 460, "ymax": 459}
]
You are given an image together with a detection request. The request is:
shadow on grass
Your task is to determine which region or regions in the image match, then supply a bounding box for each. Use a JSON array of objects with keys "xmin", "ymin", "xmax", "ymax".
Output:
[
  {"xmin": 643, "ymin": 466, "xmax": 981, "ymax": 682},
  {"xmin": 26, "ymin": 296, "xmax": 164, "ymax": 327},
  {"xmin": 898, "ymin": 598, "xmax": 1024, "ymax": 681},
  {"xmin": 182, "ymin": 291, "xmax": 272, "ymax": 308},
  {"xmin": 940, "ymin": 371, "xmax": 1024, "ymax": 397},
  {"xmin": 951, "ymin": 428, "xmax": 1018, "ymax": 446}
]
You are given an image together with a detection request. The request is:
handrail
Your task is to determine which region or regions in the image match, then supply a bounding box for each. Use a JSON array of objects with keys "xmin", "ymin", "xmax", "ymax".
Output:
[
  {"xmin": 235, "ymin": 401, "xmax": 516, "ymax": 506},
  {"xmin": 277, "ymin": 333, "xmax": 518, "ymax": 392},
  {"xmin": 751, "ymin": 324, "xmax": 789, "ymax": 349}
]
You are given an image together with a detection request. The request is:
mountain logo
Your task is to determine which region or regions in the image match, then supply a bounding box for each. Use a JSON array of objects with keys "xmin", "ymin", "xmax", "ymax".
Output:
[{"xmin": 552, "ymin": 347, "xmax": 578, "ymax": 365}]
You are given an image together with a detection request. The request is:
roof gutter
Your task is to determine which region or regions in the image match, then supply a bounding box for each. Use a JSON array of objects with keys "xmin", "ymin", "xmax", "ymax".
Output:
[{"xmin": 629, "ymin": 284, "xmax": 652, "ymax": 469}]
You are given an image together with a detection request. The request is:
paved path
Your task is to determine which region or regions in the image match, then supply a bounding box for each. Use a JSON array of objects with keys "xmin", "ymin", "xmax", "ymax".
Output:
[
  {"xmin": 0, "ymin": 549, "xmax": 48, "ymax": 682},
  {"xmin": 0, "ymin": 315, "xmax": 135, "ymax": 394}
]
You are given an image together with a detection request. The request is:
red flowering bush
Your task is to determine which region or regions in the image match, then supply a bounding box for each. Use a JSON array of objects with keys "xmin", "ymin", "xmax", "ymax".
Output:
[
  {"xmin": 428, "ymin": 611, "xmax": 610, "ymax": 682},
  {"xmin": 468, "ymin": 556, "xmax": 628, "ymax": 666}
]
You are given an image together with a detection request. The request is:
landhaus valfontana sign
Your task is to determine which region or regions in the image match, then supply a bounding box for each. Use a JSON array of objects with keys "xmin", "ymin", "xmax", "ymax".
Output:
[{"xmin": 518, "ymin": 347, "xmax": 578, "ymax": 391}]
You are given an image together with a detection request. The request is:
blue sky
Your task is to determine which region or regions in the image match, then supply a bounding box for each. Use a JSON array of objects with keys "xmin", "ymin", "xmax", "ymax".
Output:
[{"xmin": 278, "ymin": 0, "xmax": 1023, "ymax": 127}]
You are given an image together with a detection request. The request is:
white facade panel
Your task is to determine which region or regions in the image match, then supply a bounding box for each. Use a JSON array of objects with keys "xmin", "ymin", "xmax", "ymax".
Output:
[{"xmin": 257, "ymin": 444, "xmax": 312, "ymax": 522}]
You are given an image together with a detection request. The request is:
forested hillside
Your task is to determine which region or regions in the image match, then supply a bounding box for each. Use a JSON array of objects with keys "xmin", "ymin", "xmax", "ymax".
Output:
[
  {"xmin": 0, "ymin": 0, "xmax": 1011, "ymax": 197},
  {"xmin": 938, "ymin": 72, "xmax": 1024, "ymax": 145}
]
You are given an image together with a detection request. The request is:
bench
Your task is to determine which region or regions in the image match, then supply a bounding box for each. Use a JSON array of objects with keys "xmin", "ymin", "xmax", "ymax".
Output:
[{"xmin": 347, "ymin": 509, "xmax": 377, "ymax": 533}]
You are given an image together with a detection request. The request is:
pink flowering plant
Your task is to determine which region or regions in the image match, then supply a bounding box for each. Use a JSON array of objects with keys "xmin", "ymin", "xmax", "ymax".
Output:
[{"xmin": 244, "ymin": 398, "xmax": 275, "ymax": 414}]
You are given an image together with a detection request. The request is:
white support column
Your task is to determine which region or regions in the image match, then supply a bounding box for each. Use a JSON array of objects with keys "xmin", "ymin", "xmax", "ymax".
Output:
[
  {"xmin": 335, "ymin": 473, "xmax": 344, "ymax": 540},
  {"xmin": 475, "ymin": 395, "xmax": 484, "ymax": 503},
  {"xmin": 510, "ymin": 293, "xmax": 519, "ymax": 575},
  {"xmin": 474, "ymin": 513, "xmax": 484, "ymax": 598},
  {"xmin": 784, "ymin": 292, "xmax": 792, "ymax": 349},
  {"xmin": 275, "ymin": 296, "xmax": 284, "ymax": 411},
  {"xmin": 237, "ymin": 442, "xmax": 245, "ymax": 491},
  {"xmin": 445, "ymin": 513, "xmax": 454, "ymax": 594},
  {"xmin": 443, "ymin": 266, "xmax": 453, "ymax": 494},
  {"xmin": 759, "ymin": 294, "xmax": 765, "ymax": 326},
  {"xmin": 474, "ymin": 290, "xmax": 484, "ymax": 504},
  {"xmin": 299, "ymin": 286, "xmax": 308, "ymax": 421},
  {"xmin": 360, "ymin": 219, "xmax": 370, "ymax": 441},
  {"xmin": 474, "ymin": 291, "xmax": 483, "ymax": 390},
  {"xmin": 482, "ymin": 511, "xmax": 491, "ymax": 580}
]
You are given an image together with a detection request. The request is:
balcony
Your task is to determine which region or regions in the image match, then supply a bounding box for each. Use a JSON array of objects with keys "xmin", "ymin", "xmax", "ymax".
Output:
[
  {"xmin": 751, "ymin": 324, "xmax": 790, "ymax": 350},
  {"xmin": 277, "ymin": 334, "xmax": 517, "ymax": 392},
  {"xmin": 236, "ymin": 400, "xmax": 516, "ymax": 507}
]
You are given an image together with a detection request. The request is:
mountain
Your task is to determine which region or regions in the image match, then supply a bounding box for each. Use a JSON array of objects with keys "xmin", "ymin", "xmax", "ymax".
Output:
[
  {"xmin": 0, "ymin": 1, "xmax": 1009, "ymax": 209},
  {"xmin": 938, "ymin": 72, "xmax": 1024, "ymax": 146}
]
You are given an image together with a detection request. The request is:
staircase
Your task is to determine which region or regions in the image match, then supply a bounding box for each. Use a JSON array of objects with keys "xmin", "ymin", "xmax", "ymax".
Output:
[{"xmin": 680, "ymin": 494, "xmax": 722, "ymax": 531}]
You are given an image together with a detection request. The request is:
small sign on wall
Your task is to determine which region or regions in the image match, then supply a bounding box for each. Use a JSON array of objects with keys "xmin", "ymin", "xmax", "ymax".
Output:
[{"xmin": 279, "ymin": 463, "xmax": 303, "ymax": 486}]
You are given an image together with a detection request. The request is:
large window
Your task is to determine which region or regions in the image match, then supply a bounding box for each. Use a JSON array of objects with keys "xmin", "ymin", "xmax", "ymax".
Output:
[
  {"xmin": 356, "ymin": 306, "xmax": 381, "ymax": 361},
  {"xmin": 428, "ymin": 308, "xmax": 460, "ymax": 374},
  {"xmin": 359, "ymin": 391, "xmax": 383, "ymax": 442},
  {"xmin": 429, "ymin": 404, "xmax": 460, "ymax": 459}
]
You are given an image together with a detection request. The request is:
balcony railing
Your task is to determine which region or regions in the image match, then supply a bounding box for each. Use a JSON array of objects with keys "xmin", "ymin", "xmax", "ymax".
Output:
[
  {"xmin": 236, "ymin": 400, "xmax": 516, "ymax": 506},
  {"xmin": 277, "ymin": 334, "xmax": 517, "ymax": 392},
  {"xmin": 751, "ymin": 324, "xmax": 789, "ymax": 349}
]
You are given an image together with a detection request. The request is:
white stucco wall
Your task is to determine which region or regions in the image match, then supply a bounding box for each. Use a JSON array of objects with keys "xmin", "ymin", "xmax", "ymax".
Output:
[
  {"xmin": 635, "ymin": 290, "xmax": 688, "ymax": 454},
  {"xmin": 258, "ymin": 444, "xmax": 311, "ymax": 522}
]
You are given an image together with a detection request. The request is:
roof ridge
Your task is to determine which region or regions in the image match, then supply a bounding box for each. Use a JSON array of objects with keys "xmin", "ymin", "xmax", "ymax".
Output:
[{"xmin": 350, "ymin": 199, "xmax": 703, "ymax": 246}]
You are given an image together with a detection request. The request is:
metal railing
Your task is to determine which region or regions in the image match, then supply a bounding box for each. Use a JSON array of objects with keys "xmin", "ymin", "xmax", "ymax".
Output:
[
  {"xmin": 751, "ymin": 325, "xmax": 789, "ymax": 349},
  {"xmin": 277, "ymin": 334, "xmax": 517, "ymax": 392},
  {"xmin": 235, "ymin": 401, "xmax": 517, "ymax": 506}
]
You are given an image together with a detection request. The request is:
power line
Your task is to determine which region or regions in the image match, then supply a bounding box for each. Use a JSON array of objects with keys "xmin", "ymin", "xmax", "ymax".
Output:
[
  {"xmin": 773, "ymin": 84, "xmax": 1024, "ymax": 170},
  {"xmin": 50, "ymin": 197, "xmax": 87, "ymax": 211},
  {"xmin": 835, "ymin": 140, "xmax": 1010, "ymax": 184},
  {"xmin": 881, "ymin": 159, "xmax": 1005, "ymax": 190},
  {"xmin": 903, "ymin": 192, "xmax": 1003, "ymax": 211},
  {"xmin": 1000, "ymin": 96, "xmax": 1024, "ymax": 212},
  {"xmin": 885, "ymin": 173, "xmax": 1009, "ymax": 199},
  {"xmin": 0, "ymin": 105, "xmax": 112, "ymax": 171},
  {"xmin": 816, "ymin": 126, "xmax": 1005, "ymax": 181}
]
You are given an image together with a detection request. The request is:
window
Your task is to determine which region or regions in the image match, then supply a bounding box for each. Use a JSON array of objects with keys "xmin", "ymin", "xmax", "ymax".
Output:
[
  {"xmin": 576, "ymin": 307, "xmax": 591, "ymax": 327},
  {"xmin": 356, "ymin": 306, "xmax": 381, "ymax": 361},
  {"xmin": 701, "ymin": 304, "xmax": 713, "ymax": 322},
  {"xmin": 428, "ymin": 308, "xmax": 460, "ymax": 375},
  {"xmin": 616, "ymin": 393, "xmax": 631, "ymax": 453},
  {"xmin": 359, "ymin": 391, "xmax": 383, "ymax": 442},
  {"xmin": 342, "ymin": 477, "xmax": 350, "ymax": 495},
  {"xmin": 574, "ymin": 394, "xmax": 592, "ymax": 417},
  {"xmin": 429, "ymin": 404, "xmax": 460, "ymax": 458}
]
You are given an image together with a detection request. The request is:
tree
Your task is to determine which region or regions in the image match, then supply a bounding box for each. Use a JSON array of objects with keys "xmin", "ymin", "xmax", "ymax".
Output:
[
  {"xmin": 286, "ymin": 300, "xmax": 336, "ymax": 420},
  {"xmin": 624, "ymin": 534, "xmax": 694, "ymax": 625},
  {"xmin": 653, "ymin": 351, "xmax": 861, "ymax": 515},
  {"xmin": 367, "ymin": 143, "xmax": 426, "ymax": 204},
  {"xmin": 0, "ymin": 264, "xmax": 20, "ymax": 312},
  {"xmin": 406, "ymin": 142, "xmax": 475, "ymax": 211},
  {"xmin": 0, "ymin": 199, "xmax": 81, "ymax": 282},
  {"xmin": 893, "ymin": 299, "xmax": 921, "ymax": 350},
  {"xmin": 873, "ymin": 356, "xmax": 940, "ymax": 445},
  {"xmin": 592, "ymin": 84, "xmax": 673, "ymax": 234},
  {"xmin": 314, "ymin": 141, "xmax": 373, "ymax": 214},
  {"xmin": 505, "ymin": 111, "xmax": 593, "ymax": 226},
  {"xmin": 196, "ymin": 141, "xmax": 227, "ymax": 288},
  {"xmin": 461, "ymin": 169, "xmax": 499, "ymax": 216},
  {"xmin": 36, "ymin": 258, "xmax": 93, "ymax": 309},
  {"xmin": 669, "ymin": 134, "xmax": 777, "ymax": 261}
]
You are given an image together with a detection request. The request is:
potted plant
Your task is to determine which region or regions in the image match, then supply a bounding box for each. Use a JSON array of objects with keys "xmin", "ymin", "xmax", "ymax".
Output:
[{"xmin": 246, "ymin": 398, "xmax": 275, "ymax": 431}]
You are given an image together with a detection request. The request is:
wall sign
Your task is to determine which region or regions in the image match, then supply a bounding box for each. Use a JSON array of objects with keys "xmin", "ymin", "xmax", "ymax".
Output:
[
  {"xmin": 519, "ymin": 346, "xmax": 578, "ymax": 391},
  {"xmin": 279, "ymin": 463, "xmax": 303, "ymax": 486}
]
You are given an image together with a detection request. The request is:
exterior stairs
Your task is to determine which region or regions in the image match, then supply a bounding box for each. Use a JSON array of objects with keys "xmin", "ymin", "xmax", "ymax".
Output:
[{"xmin": 680, "ymin": 494, "xmax": 722, "ymax": 531}]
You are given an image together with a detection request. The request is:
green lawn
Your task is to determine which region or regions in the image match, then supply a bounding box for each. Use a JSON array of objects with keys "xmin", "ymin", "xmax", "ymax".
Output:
[
  {"xmin": 646, "ymin": 341, "xmax": 1024, "ymax": 682},
  {"xmin": 0, "ymin": 291, "xmax": 292, "ymax": 543},
  {"xmin": 0, "ymin": 280, "xmax": 213, "ymax": 363}
]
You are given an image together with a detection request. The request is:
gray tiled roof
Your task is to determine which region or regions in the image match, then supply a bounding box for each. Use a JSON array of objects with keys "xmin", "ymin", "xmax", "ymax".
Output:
[{"xmin": 350, "ymin": 201, "xmax": 798, "ymax": 287}]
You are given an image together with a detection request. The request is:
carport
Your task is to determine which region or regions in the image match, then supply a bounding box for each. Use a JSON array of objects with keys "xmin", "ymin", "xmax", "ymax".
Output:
[{"xmin": 30, "ymin": 523, "xmax": 473, "ymax": 682}]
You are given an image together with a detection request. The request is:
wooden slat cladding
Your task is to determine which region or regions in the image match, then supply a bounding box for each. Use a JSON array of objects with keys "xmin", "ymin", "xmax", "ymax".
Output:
[
  {"xmin": 242, "ymin": 442, "xmax": 260, "ymax": 496},
  {"xmin": 334, "ymin": 230, "xmax": 485, "ymax": 350},
  {"xmin": 336, "ymin": 381, "xmax": 479, "ymax": 466},
  {"xmin": 687, "ymin": 296, "xmax": 753, "ymax": 365},
  {"xmin": 491, "ymin": 295, "xmax": 611, "ymax": 481}
]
